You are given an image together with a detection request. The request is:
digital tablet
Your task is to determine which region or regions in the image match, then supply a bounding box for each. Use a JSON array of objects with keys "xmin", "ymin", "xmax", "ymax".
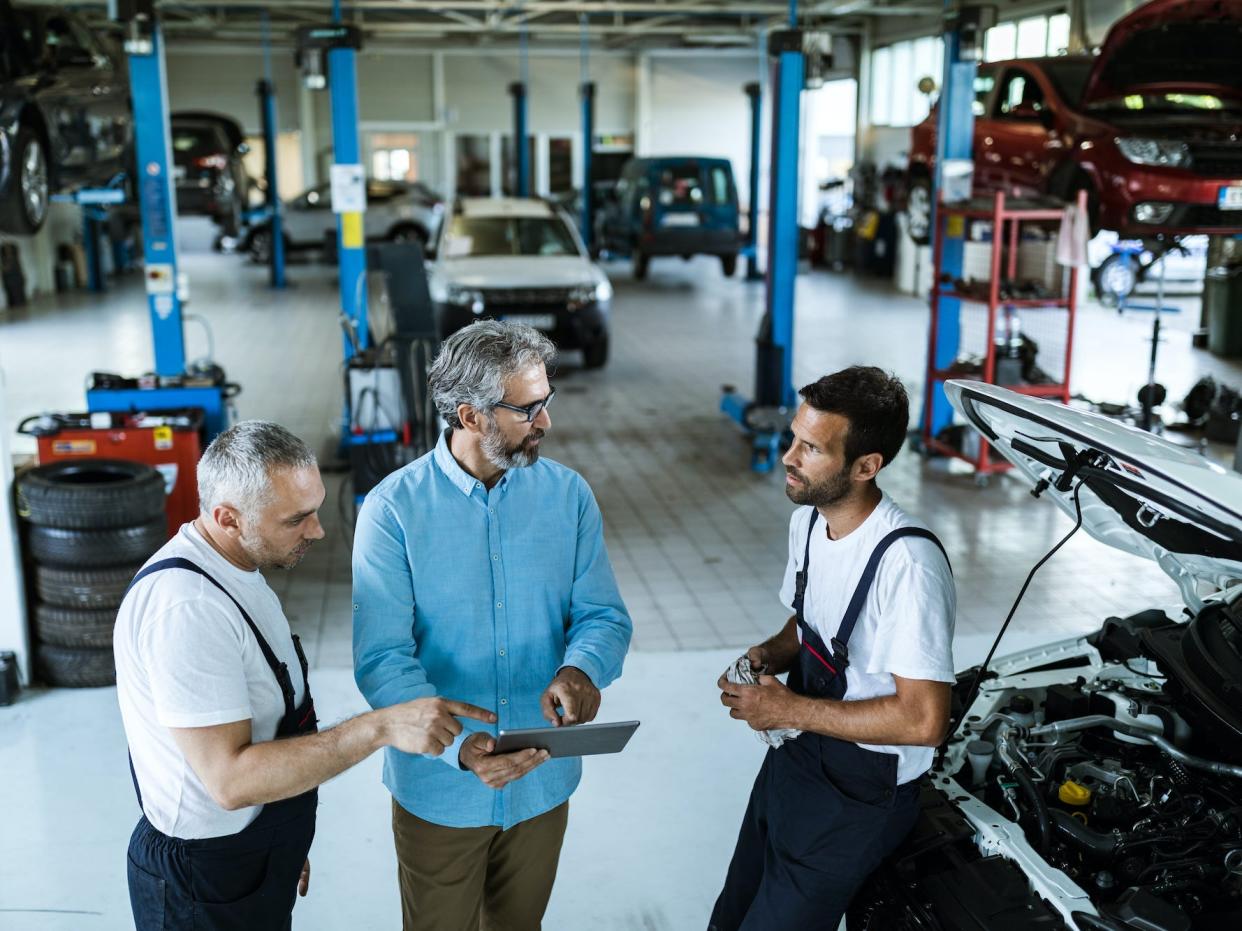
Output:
[{"xmin": 493, "ymin": 720, "xmax": 641, "ymax": 758}]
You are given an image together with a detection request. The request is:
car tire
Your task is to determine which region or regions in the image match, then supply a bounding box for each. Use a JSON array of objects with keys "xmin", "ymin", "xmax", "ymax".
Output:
[
  {"xmin": 248, "ymin": 227, "xmax": 290, "ymax": 265},
  {"xmin": 1093, "ymin": 252, "xmax": 1139, "ymax": 307},
  {"xmin": 17, "ymin": 459, "xmax": 166, "ymax": 530},
  {"xmin": 35, "ymin": 643, "xmax": 115, "ymax": 688},
  {"xmin": 28, "ymin": 516, "xmax": 168, "ymax": 569},
  {"xmin": 582, "ymin": 336, "xmax": 610, "ymax": 370},
  {"xmin": 0, "ymin": 126, "xmax": 50, "ymax": 236},
  {"xmin": 634, "ymin": 251, "xmax": 650, "ymax": 281},
  {"xmin": 389, "ymin": 224, "xmax": 428, "ymax": 246},
  {"xmin": 905, "ymin": 174, "xmax": 932, "ymax": 245},
  {"xmin": 721, "ymin": 254, "xmax": 738, "ymax": 277},
  {"xmin": 35, "ymin": 563, "xmax": 143, "ymax": 610},
  {"xmin": 34, "ymin": 604, "xmax": 118, "ymax": 650}
]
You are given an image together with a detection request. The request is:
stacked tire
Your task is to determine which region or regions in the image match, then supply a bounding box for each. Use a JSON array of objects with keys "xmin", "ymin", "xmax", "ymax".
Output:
[{"xmin": 17, "ymin": 460, "xmax": 167, "ymax": 688}]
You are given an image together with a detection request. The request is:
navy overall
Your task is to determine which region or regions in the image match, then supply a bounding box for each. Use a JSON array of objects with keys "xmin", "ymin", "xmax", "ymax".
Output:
[
  {"xmin": 709, "ymin": 512, "xmax": 949, "ymax": 931},
  {"xmin": 124, "ymin": 558, "xmax": 319, "ymax": 931}
]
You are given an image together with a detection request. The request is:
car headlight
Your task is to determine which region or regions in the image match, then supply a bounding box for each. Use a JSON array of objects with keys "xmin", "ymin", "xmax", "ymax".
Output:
[
  {"xmin": 1116, "ymin": 137, "xmax": 1191, "ymax": 168},
  {"xmin": 445, "ymin": 285, "xmax": 485, "ymax": 314},
  {"xmin": 568, "ymin": 280, "xmax": 612, "ymax": 310}
]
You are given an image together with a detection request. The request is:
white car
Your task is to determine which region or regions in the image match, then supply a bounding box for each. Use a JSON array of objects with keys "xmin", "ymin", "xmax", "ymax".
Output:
[
  {"xmin": 243, "ymin": 179, "xmax": 444, "ymax": 263},
  {"xmin": 851, "ymin": 381, "xmax": 1242, "ymax": 930},
  {"xmin": 428, "ymin": 198, "xmax": 613, "ymax": 368}
]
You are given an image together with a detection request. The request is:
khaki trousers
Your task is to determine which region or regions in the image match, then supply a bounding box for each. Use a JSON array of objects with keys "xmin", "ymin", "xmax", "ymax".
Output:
[{"xmin": 392, "ymin": 799, "xmax": 569, "ymax": 931}]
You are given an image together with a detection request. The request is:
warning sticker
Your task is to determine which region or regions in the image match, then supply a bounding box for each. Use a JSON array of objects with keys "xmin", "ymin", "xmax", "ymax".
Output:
[
  {"xmin": 153, "ymin": 426, "xmax": 174, "ymax": 451},
  {"xmin": 341, "ymin": 212, "xmax": 364, "ymax": 249}
]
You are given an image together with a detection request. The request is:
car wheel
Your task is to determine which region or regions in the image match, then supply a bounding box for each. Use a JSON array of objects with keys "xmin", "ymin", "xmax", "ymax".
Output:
[
  {"xmin": 248, "ymin": 227, "xmax": 289, "ymax": 265},
  {"xmin": 905, "ymin": 174, "xmax": 932, "ymax": 245},
  {"xmin": 1093, "ymin": 252, "xmax": 1139, "ymax": 307},
  {"xmin": 389, "ymin": 224, "xmax": 428, "ymax": 246},
  {"xmin": 721, "ymin": 254, "xmax": 738, "ymax": 277},
  {"xmin": 0, "ymin": 127, "xmax": 49, "ymax": 235},
  {"xmin": 582, "ymin": 336, "xmax": 610, "ymax": 369},
  {"xmin": 634, "ymin": 251, "xmax": 650, "ymax": 281}
]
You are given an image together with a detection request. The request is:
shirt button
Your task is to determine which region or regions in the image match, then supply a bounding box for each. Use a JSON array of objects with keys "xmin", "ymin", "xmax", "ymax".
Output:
[
  {"xmin": 492, "ymin": 554, "xmax": 499, "ymax": 561},
  {"xmin": 500, "ymin": 698, "xmax": 508, "ymax": 705},
  {"xmin": 499, "ymin": 649, "xmax": 506, "ymax": 657},
  {"xmin": 496, "ymin": 601, "xmax": 503, "ymax": 609}
]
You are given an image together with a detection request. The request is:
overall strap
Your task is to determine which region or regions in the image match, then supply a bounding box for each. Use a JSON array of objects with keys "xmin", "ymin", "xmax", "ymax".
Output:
[
  {"xmin": 833, "ymin": 527, "xmax": 951, "ymax": 660},
  {"xmin": 129, "ymin": 557, "xmax": 295, "ymax": 710},
  {"xmin": 791, "ymin": 509, "xmax": 820, "ymax": 623}
]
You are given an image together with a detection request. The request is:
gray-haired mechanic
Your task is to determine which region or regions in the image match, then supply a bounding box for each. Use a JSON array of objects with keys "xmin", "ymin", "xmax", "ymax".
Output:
[{"xmin": 115, "ymin": 421, "xmax": 492, "ymax": 931}]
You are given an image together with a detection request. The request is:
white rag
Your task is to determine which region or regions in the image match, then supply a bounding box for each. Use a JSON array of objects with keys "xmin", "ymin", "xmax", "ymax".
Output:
[
  {"xmin": 1056, "ymin": 201, "xmax": 1090, "ymax": 268},
  {"xmin": 724, "ymin": 655, "xmax": 802, "ymax": 749}
]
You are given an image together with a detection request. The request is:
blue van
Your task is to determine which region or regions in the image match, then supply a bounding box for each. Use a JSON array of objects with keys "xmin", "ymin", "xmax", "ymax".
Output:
[{"xmin": 596, "ymin": 156, "xmax": 742, "ymax": 279}]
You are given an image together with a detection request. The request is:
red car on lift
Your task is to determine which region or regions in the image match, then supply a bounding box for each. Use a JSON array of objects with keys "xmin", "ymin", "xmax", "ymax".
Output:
[{"xmin": 905, "ymin": 0, "xmax": 1242, "ymax": 245}]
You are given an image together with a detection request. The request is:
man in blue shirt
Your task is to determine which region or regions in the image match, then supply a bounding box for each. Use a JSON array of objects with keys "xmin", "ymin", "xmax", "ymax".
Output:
[{"xmin": 353, "ymin": 320, "xmax": 632, "ymax": 931}]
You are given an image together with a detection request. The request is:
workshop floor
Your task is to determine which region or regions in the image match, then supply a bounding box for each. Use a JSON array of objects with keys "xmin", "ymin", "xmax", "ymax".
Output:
[{"xmin": 1, "ymin": 219, "xmax": 1238, "ymax": 928}]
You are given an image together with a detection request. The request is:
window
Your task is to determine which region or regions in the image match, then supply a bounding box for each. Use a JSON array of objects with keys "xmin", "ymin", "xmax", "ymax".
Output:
[
  {"xmin": 658, "ymin": 164, "xmax": 704, "ymax": 207},
  {"xmin": 709, "ymin": 166, "xmax": 732, "ymax": 205},
  {"xmin": 973, "ymin": 71, "xmax": 996, "ymax": 117},
  {"xmin": 549, "ymin": 138, "xmax": 573, "ymax": 195},
  {"xmin": 986, "ymin": 11, "xmax": 1072, "ymax": 62},
  {"xmin": 985, "ymin": 22, "xmax": 1017, "ymax": 62},
  {"xmin": 442, "ymin": 215, "xmax": 578, "ymax": 258},
  {"xmin": 869, "ymin": 36, "xmax": 942, "ymax": 127},
  {"xmin": 1016, "ymin": 16, "xmax": 1048, "ymax": 58},
  {"xmin": 997, "ymin": 71, "xmax": 1045, "ymax": 119},
  {"xmin": 1047, "ymin": 13, "xmax": 1071, "ymax": 55},
  {"xmin": 455, "ymin": 135, "xmax": 491, "ymax": 197}
]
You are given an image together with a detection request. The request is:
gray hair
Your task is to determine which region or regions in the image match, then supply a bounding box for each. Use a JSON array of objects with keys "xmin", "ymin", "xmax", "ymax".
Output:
[
  {"xmin": 428, "ymin": 320, "xmax": 556, "ymax": 428},
  {"xmin": 198, "ymin": 421, "xmax": 317, "ymax": 519}
]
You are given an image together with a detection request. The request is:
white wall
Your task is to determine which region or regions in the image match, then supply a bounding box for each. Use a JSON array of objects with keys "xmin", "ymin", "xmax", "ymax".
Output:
[{"xmin": 165, "ymin": 51, "xmax": 301, "ymax": 134}]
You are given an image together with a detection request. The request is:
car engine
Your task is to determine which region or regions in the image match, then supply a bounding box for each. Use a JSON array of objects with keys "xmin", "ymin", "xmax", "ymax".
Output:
[{"xmin": 848, "ymin": 607, "xmax": 1242, "ymax": 930}]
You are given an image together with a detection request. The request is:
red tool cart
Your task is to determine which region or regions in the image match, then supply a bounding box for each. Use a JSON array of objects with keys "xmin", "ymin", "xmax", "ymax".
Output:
[
  {"xmin": 19, "ymin": 409, "xmax": 205, "ymax": 535},
  {"xmin": 922, "ymin": 190, "xmax": 1084, "ymax": 480}
]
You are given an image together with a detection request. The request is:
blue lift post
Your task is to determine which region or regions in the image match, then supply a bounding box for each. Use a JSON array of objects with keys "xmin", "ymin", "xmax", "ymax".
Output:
[
  {"xmin": 720, "ymin": 3, "xmax": 803, "ymax": 473},
  {"xmin": 89, "ymin": 6, "xmax": 229, "ymax": 438},
  {"xmin": 509, "ymin": 82, "xmax": 530, "ymax": 197},
  {"xmin": 258, "ymin": 13, "xmax": 286, "ymax": 289},
  {"xmin": 922, "ymin": 6, "xmax": 987, "ymax": 440},
  {"xmin": 580, "ymin": 82, "xmax": 595, "ymax": 252},
  {"xmin": 744, "ymin": 80, "xmax": 763, "ymax": 281}
]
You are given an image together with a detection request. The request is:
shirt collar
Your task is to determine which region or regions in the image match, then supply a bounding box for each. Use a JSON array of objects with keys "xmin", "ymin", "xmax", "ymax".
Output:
[{"xmin": 433, "ymin": 430, "xmax": 509, "ymax": 496}]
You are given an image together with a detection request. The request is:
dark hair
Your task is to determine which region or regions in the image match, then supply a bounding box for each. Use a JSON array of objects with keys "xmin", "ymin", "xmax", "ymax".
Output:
[{"xmin": 799, "ymin": 366, "xmax": 909, "ymax": 468}]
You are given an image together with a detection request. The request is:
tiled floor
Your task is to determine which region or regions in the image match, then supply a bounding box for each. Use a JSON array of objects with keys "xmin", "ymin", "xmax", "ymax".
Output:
[{"xmin": 1, "ymin": 218, "xmax": 1232, "ymax": 664}]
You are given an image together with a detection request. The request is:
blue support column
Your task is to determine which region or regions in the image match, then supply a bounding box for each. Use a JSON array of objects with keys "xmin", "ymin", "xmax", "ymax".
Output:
[
  {"xmin": 329, "ymin": 12, "xmax": 367, "ymax": 358},
  {"xmin": 744, "ymin": 81, "xmax": 763, "ymax": 281},
  {"xmin": 757, "ymin": 27, "xmax": 804, "ymax": 410},
  {"xmin": 259, "ymin": 14, "xmax": 286, "ymax": 289},
  {"xmin": 126, "ymin": 24, "xmax": 186, "ymax": 377},
  {"xmin": 923, "ymin": 27, "xmax": 978, "ymax": 436},
  {"xmin": 580, "ymin": 82, "xmax": 595, "ymax": 251},
  {"xmin": 510, "ymin": 82, "xmax": 530, "ymax": 197}
]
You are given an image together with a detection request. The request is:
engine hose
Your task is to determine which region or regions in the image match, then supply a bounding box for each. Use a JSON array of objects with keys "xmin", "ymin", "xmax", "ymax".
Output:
[
  {"xmin": 1049, "ymin": 809, "xmax": 1121, "ymax": 857},
  {"xmin": 1011, "ymin": 764, "xmax": 1053, "ymax": 855},
  {"xmin": 1167, "ymin": 758, "xmax": 1192, "ymax": 787}
]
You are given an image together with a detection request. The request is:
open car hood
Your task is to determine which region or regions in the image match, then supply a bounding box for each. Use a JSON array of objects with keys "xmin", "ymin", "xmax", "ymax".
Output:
[
  {"xmin": 946, "ymin": 381, "xmax": 1242, "ymax": 613},
  {"xmin": 1081, "ymin": 0, "xmax": 1242, "ymax": 107}
]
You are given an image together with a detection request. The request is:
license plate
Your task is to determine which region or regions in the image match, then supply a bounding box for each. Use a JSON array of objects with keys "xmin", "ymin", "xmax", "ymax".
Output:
[
  {"xmin": 661, "ymin": 213, "xmax": 700, "ymax": 228},
  {"xmin": 1219, "ymin": 186, "xmax": 1242, "ymax": 211},
  {"xmin": 501, "ymin": 314, "xmax": 556, "ymax": 331}
]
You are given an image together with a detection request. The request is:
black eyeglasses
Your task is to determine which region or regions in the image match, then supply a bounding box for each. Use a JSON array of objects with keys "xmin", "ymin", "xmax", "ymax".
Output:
[{"xmin": 493, "ymin": 386, "xmax": 556, "ymax": 423}]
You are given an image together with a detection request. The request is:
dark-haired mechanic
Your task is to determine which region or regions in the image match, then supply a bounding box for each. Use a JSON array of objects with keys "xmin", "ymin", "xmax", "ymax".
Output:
[{"xmin": 709, "ymin": 366, "xmax": 957, "ymax": 930}]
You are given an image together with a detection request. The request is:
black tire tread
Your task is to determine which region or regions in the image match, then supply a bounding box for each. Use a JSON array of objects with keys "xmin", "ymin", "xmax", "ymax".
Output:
[
  {"xmin": 18, "ymin": 459, "xmax": 166, "ymax": 529},
  {"xmin": 28, "ymin": 516, "xmax": 168, "ymax": 568},
  {"xmin": 35, "ymin": 643, "xmax": 116, "ymax": 688},
  {"xmin": 34, "ymin": 563, "xmax": 142, "ymax": 609},
  {"xmin": 34, "ymin": 603, "xmax": 118, "ymax": 649}
]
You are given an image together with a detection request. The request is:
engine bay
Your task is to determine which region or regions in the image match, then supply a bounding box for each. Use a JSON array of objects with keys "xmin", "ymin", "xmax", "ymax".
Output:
[{"xmin": 849, "ymin": 606, "xmax": 1242, "ymax": 930}]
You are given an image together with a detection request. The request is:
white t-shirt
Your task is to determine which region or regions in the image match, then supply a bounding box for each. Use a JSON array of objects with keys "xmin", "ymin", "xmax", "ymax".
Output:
[
  {"xmin": 114, "ymin": 522, "xmax": 307, "ymax": 839},
  {"xmin": 779, "ymin": 494, "xmax": 956, "ymax": 785}
]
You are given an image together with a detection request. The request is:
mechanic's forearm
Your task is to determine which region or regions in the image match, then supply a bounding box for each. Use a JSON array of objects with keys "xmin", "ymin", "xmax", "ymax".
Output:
[
  {"xmin": 791, "ymin": 693, "xmax": 945, "ymax": 747},
  {"xmin": 760, "ymin": 616, "xmax": 801, "ymax": 674},
  {"xmin": 222, "ymin": 712, "xmax": 386, "ymax": 810}
]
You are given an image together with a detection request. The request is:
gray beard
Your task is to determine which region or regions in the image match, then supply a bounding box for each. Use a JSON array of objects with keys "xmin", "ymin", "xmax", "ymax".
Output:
[{"xmin": 481, "ymin": 422, "xmax": 543, "ymax": 470}]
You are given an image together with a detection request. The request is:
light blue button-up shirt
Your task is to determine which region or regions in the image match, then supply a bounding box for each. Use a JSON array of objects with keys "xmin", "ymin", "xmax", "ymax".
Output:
[{"xmin": 352, "ymin": 430, "xmax": 632, "ymax": 829}]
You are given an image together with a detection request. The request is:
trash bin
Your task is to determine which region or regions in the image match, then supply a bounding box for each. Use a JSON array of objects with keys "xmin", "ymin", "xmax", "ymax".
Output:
[{"xmin": 1206, "ymin": 266, "xmax": 1242, "ymax": 358}]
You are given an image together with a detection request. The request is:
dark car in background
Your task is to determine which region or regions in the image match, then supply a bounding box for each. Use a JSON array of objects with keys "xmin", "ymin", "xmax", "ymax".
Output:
[
  {"xmin": 170, "ymin": 111, "xmax": 253, "ymax": 235},
  {"xmin": 596, "ymin": 156, "xmax": 742, "ymax": 279},
  {"xmin": 906, "ymin": 0, "xmax": 1242, "ymax": 244},
  {"xmin": 0, "ymin": 2, "xmax": 132, "ymax": 235}
]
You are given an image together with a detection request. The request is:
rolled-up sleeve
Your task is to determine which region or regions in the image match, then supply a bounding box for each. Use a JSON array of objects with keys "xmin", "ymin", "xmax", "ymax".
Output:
[{"xmin": 560, "ymin": 479, "xmax": 632, "ymax": 688}]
